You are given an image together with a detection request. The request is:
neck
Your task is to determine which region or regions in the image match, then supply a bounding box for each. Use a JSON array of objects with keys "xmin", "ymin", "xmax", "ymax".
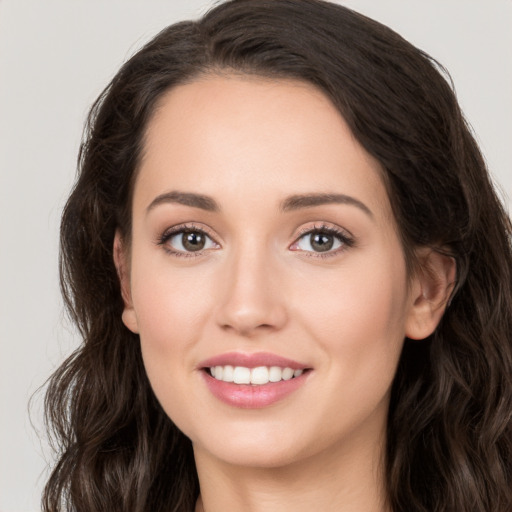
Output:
[{"xmin": 193, "ymin": 432, "xmax": 390, "ymax": 512}]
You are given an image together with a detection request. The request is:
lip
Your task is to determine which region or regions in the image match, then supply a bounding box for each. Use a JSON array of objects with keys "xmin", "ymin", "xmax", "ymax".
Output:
[
  {"xmin": 201, "ymin": 371, "xmax": 309, "ymax": 409},
  {"xmin": 198, "ymin": 352, "xmax": 312, "ymax": 409},
  {"xmin": 198, "ymin": 351, "xmax": 308, "ymax": 370}
]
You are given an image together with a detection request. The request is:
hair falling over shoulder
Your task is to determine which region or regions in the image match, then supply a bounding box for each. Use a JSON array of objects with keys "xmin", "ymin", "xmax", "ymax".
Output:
[{"xmin": 43, "ymin": 1, "xmax": 512, "ymax": 511}]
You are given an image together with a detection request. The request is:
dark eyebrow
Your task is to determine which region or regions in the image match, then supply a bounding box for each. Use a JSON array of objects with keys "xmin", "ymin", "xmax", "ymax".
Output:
[
  {"xmin": 280, "ymin": 193, "xmax": 373, "ymax": 218},
  {"xmin": 146, "ymin": 191, "xmax": 220, "ymax": 214}
]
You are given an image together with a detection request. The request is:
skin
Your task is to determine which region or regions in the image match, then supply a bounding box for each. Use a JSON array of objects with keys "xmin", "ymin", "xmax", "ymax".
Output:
[{"xmin": 115, "ymin": 75, "xmax": 454, "ymax": 512}]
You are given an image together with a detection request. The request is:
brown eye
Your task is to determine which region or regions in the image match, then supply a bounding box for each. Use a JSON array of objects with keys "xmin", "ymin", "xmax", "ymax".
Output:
[
  {"xmin": 310, "ymin": 233, "xmax": 334, "ymax": 252},
  {"xmin": 181, "ymin": 231, "xmax": 206, "ymax": 251},
  {"xmin": 290, "ymin": 227, "xmax": 351, "ymax": 255},
  {"xmin": 164, "ymin": 228, "xmax": 218, "ymax": 254}
]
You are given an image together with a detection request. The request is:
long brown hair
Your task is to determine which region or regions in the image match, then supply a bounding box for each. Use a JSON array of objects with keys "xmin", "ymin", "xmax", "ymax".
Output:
[{"xmin": 44, "ymin": 1, "xmax": 512, "ymax": 510}]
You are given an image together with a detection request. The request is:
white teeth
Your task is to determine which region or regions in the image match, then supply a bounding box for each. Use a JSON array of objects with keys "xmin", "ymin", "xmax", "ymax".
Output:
[
  {"xmin": 233, "ymin": 366, "xmax": 251, "ymax": 384},
  {"xmin": 269, "ymin": 366, "xmax": 282, "ymax": 382},
  {"xmin": 223, "ymin": 365, "xmax": 234, "ymax": 382},
  {"xmin": 282, "ymin": 367, "xmax": 294, "ymax": 381},
  {"xmin": 209, "ymin": 365, "xmax": 305, "ymax": 385},
  {"xmin": 250, "ymin": 366, "xmax": 269, "ymax": 385}
]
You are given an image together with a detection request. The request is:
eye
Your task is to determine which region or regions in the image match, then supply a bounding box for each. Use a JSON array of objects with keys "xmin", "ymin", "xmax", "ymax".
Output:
[
  {"xmin": 158, "ymin": 226, "xmax": 219, "ymax": 255},
  {"xmin": 290, "ymin": 226, "xmax": 354, "ymax": 255}
]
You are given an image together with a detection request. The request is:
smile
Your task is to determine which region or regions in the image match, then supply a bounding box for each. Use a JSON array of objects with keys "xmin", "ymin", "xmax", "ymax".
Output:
[
  {"xmin": 209, "ymin": 365, "xmax": 303, "ymax": 385},
  {"xmin": 199, "ymin": 352, "xmax": 311, "ymax": 408}
]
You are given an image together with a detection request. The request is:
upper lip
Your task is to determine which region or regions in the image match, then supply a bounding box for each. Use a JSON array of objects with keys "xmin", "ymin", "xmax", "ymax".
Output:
[{"xmin": 198, "ymin": 352, "xmax": 309, "ymax": 370}]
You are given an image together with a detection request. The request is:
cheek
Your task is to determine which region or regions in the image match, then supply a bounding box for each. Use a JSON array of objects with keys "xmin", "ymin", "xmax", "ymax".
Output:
[
  {"xmin": 285, "ymin": 253, "xmax": 409, "ymax": 445},
  {"xmin": 131, "ymin": 264, "xmax": 211, "ymax": 431},
  {"xmin": 128, "ymin": 255, "xmax": 208, "ymax": 386},
  {"xmin": 294, "ymin": 250, "xmax": 409, "ymax": 374},
  {"xmin": 131, "ymin": 256, "xmax": 215, "ymax": 343}
]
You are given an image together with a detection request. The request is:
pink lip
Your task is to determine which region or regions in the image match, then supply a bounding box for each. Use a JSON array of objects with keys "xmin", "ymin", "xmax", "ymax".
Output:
[
  {"xmin": 198, "ymin": 352, "xmax": 312, "ymax": 409},
  {"xmin": 198, "ymin": 351, "xmax": 308, "ymax": 370},
  {"xmin": 201, "ymin": 371, "xmax": 309, "ymax": 409}
]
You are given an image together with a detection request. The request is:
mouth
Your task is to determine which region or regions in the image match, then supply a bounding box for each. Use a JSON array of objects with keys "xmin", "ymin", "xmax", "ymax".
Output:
[
  {"xmin": 198, "ymin": 352, "xmax": 312, "ymax": 408},
  {"xmin": 205, "ymin": 365, "xmax": 308, "ymax": 385}
]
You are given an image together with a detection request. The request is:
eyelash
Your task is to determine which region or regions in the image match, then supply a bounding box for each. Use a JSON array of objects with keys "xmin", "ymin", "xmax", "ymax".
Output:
[
  {"xmin": 156, "ymin": 222, "xmax": 355, "ymax": 258},
  {"xmin": 290, "ymin": 223, "xmax": 355, "ymax": 259},
  {"xmin": 157, "ymin": 223, "xmax": 218, "ymax": 258}
]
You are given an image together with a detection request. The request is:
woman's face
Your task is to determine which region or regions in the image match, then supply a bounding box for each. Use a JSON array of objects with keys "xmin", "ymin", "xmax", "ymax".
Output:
[{"xmin": 119, "ymin": 75, "xmax": 428, "ymax": 469}]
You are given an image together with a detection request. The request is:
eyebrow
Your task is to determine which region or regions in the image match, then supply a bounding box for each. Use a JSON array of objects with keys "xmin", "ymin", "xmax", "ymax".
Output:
[
  {"xmin": 146, "ymin": 191, "xmax": 220, "ymax": 213},
  {"xmin": 280, "ymin": 193, "xmax": 373, "ymax": 217},
  {"xmin": 146, "ymin": 190, "xmax": 373, "ymax": 218}
]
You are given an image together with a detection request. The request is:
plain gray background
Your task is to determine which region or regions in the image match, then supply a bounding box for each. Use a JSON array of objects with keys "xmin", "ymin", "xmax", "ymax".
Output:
[{"xmin": 1, "ymin": 1, "xmax": 511, "ymax": 511}]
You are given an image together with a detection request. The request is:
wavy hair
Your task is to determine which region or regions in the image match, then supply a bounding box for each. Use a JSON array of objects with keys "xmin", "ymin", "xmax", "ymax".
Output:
[{"xmin": 43, "ymin": 1, "xmax": 512, "ymax": 510}]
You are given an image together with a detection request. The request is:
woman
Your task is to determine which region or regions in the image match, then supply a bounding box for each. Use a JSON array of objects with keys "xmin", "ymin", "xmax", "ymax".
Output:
[{"xmin": 43, "ymin": 0, "xmax": 512, "ymax": 510}]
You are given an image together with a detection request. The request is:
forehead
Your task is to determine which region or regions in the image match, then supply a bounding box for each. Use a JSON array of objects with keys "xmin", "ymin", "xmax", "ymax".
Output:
[{"xmin": 135, "ymin": 74, "xmax": 391, "ymax": 222}]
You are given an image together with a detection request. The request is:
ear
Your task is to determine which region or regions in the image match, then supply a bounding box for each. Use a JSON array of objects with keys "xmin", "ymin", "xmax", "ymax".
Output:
[
  {"xmin": 113, "ymin": 230, "xmax": 139, "ymax": 334},
  {"xmin": 405, "ymin": 248, "xmax": 456, "ymax": 340}
]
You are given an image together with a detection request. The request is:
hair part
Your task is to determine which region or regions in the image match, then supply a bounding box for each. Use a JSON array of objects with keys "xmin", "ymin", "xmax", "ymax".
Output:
[{"xmin": 44, "ymin": 1, "xmax": 512, "ymax": 511}]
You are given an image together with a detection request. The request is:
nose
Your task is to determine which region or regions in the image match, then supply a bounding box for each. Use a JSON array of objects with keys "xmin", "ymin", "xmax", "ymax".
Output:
[{"xmin": 215, "ymin": 246, "xmax": 288, "ymax": 337}]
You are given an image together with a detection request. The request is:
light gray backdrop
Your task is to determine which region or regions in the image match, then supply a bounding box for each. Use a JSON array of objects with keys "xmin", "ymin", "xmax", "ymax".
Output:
[{"xmin": 1, "ymin": 1, "xmax": 511, "ymax": 511}]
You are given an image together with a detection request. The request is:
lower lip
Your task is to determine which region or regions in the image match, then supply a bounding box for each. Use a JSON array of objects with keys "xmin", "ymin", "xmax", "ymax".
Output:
[{"xmin": 201, "ymin": 371, "xmax": 309, "ymax": 409}]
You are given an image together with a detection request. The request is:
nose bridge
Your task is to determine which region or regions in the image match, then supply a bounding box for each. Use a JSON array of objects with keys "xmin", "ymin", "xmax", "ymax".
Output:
[{"xmin": 216, "ymin": 236, "xmax": 287, "ymax": 335}]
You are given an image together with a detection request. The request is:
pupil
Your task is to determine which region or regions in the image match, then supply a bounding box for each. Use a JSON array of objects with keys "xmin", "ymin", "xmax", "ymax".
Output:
[
  {"xmin": 311, "ymin": 233, "xmax": 333, "ymax": 252},
  {"xmin": 182, "ymin": 231, "xmax": 205, "ymax": 251}
]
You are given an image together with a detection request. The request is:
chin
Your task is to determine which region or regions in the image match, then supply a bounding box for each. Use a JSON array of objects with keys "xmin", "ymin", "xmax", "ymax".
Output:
[
  {"xmin": 196, "ymin": 442, "xmax": 303, "ymax": 469},
  {"xmin": 190, "ymin": 422, "xmax": 311, "ymax": 469}
]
